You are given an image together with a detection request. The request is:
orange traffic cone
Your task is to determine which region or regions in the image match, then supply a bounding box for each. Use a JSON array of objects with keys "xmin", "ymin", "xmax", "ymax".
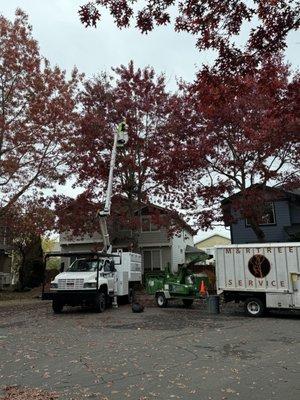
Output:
[{"xmin": 199, "ymin": 280, "xmax": 207, "ymax": 297}]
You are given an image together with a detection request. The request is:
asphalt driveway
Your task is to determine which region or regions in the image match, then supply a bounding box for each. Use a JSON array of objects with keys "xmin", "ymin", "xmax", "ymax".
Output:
[{"xmin": 0, "ymin": 301, "xmax": 299, "ymax": 400}]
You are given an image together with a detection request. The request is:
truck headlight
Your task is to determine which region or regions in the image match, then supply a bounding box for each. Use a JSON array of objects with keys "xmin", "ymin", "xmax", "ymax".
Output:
[
  {"xmin": 84, "ymin": 282, "xmax": 97, "ymax": 288},
  {"xmin": 50, "ymin": 283, "xmax": 58, "ymax": 289}
]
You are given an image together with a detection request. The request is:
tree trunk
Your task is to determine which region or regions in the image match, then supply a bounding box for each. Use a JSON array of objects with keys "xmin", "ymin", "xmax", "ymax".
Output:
[{"xmin": 248, "ymin": 220, "xmax": 266, "ymax": 243}]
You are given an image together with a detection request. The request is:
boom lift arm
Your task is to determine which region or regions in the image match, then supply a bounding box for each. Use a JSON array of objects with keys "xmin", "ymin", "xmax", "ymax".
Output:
[{"xmin": 98, "ymin": 121, "xmax": 128, "ymax": 254}]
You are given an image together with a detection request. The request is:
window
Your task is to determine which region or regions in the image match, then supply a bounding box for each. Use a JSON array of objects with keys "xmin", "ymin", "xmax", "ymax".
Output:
[
  {"xmin": 68, "ymin": 259, "xmax": 99, "ymax": 272},
  {"xmin": 141, "ymin": 216, "xmax": 160, "ymax": 232},
  {"xmin": 143, "ymin": 250, "xmax": 162, "ymax": 271},
  {"xmin": 246, "ymin": 202, "xmax": 276, "ymax": 226}
]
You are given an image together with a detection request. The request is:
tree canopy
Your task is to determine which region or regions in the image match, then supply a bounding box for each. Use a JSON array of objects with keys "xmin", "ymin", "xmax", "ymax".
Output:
[
  {"xmin": 0, "ymin": 9, "xmax": 81, "ymax": 224},
  {"xmin": 158, "ymin": 55, "xmax": 300, "ymax": 240},
  {"xmin": 79, "ymin": 1, "xmax": 300, "ymax": 71},
  {"xmin": 65, "ymin": 62, "xmax": 173, "ymax": 215},
  {"xmin": 1, "ymin": 9, "xmax": 299, "ymax": 245}
]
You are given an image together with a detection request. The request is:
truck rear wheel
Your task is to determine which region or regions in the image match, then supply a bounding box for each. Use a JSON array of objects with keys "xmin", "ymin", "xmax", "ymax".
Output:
[
  {"xmin": 182, "ymin": 299, "xmax": 194, "ymax": 308},
  {"xmin": 156, "ymin": 293, "xmax": 168, "ymax": 308},
  {"xmin": 52, "ymin": 299, "xmax": 64, "ymax": 314},
  {"xmin": 245, "ymin": 298, "xmax": 265, "ymax": 317},
  {"xmin": 95, "ymin": 292, "xmax": 106, "ymax": 313}
]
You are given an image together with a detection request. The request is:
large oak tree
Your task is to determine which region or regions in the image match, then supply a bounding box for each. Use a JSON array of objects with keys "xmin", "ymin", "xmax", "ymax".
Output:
[
  {"xmin": 159, "ymin": 55, "xmax": 300, "ymax": 241},
  {"xmin": 63, "ymin": 62, "xmax": 173, "ymax": 230},
  {"xmin": 0, "ymin": 10, "xmax": 81, "ymax": 221}
]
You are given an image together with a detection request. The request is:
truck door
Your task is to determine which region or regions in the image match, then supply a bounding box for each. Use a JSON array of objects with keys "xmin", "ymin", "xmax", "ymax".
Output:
[
  {"xmin": 103, "ymin": 260, "xmax": 116, "ymax": 294},
  {"xmin": 291, "ymin": 273, "xmax": 300, "ymax": 308}
]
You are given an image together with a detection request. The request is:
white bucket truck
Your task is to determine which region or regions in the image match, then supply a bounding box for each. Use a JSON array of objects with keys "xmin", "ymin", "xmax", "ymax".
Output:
[
  {"xmin": 45, "ymin": 250, "xmax": 141, "ymax": 313},
  {"xmin": 43, "ymin": 120, "xmax": 142, "ymax": 313},
  {"xmin": 215, "ymin": 243, "xmax": 300, "ymax": 317}
]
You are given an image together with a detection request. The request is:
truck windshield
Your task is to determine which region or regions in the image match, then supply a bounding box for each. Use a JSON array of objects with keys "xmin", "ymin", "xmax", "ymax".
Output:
[{"xmin": 68, "ymin": 259, "xmax": 103, "ymax": 272}]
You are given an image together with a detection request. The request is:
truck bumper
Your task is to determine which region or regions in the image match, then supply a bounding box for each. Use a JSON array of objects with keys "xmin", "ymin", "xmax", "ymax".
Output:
[
  {"xmin": 42, "ymin": 290, "xmax": 98, "ymax": 305},
  {"xmin": 42, "ymin": 292, "xmax": 54, "ymax": 300}
]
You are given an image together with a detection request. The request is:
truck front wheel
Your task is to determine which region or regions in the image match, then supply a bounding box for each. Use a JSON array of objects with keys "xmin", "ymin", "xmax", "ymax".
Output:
[
  {"xmin": 52, "ymin": 299, "xmax": 64, "ymax": 314},
  {"xmin": 156, "ymin": 293, "xmax": 168, "ymax": 308},
  {"xmin": 95, "ymin": 292, "xmax": 106, "ymax": 313},
  {"xmin": 245, "ymin": 298, "xmax": 265, "ymax": 317}
]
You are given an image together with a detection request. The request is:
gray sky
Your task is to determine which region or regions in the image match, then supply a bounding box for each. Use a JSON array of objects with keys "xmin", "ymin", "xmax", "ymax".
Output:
[
  {"xmin": 2, "ymin": 1, "xmax": 299, "ymax": 86},
  {"xmin": 1, "ymin": 0, "xmax": 299, "ymax": 241},
  {"xmin": 0, "ymin": 0, "xmax": 217, "ymax": 89}
]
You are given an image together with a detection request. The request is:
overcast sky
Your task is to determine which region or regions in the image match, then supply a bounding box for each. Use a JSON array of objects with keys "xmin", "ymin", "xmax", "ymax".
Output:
[
  {"xmin": 2, "ymin": 1, "xmax": 299, "ymax": 86},
  {"xmin": 1, "ymin": 0, "xmax": 299, "ymax": 241}
]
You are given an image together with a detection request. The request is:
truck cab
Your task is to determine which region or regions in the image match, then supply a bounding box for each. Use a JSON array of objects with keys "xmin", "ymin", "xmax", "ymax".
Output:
[{"xmin": 48, "ymin": 252, "xmax": 141, "ymax": 313}]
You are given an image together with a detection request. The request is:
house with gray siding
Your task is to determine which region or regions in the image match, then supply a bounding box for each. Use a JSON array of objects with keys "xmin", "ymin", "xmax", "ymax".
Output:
[
  {"xmin": 60, "ymin": 200, "xmax": 196, "ymax": 274},
  {"xmin": 222, "ymin": 187, "xmax": 300, "ymax": 244}
]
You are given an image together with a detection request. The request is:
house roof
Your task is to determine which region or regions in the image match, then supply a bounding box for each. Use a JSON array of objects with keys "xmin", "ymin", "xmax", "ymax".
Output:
[
  {"xmin": 195, "ymin": 233, "xmax": 231, "ymax": 246},
  {"xmin": 185, "ymin": 245, "xmax": 206, "ymax": 254},
  {"xmin": 104, "ymin": 195, "xmax": 196, "ymax": 235},
  {"xmin": 285, "ymin": 188, "xmax": 300, "ymax": 197},
  {"xmin": 222, "ymin": 185, "xmax": 300, "ymax": 205},
  {"xmin": 131, "ymin": 200, "xmax": 195, "ymax": 235}
]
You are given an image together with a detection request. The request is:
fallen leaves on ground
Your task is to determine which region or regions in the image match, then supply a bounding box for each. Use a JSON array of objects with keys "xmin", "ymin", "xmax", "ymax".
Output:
[{"xmin": 0, "ymin": 386, "xmax": 60, "ymax": 400}]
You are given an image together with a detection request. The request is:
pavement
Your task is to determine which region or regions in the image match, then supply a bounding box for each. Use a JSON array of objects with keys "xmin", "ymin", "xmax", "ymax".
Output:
[{"xmin": 0, "ymin": 301, "xmax": 299, "ymax": 400}]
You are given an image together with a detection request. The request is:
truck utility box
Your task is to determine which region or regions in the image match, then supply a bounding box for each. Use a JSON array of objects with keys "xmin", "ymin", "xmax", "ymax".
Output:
[{"xmin": 215, "ymin": 243, "xmax": 300, "ymax": 316}]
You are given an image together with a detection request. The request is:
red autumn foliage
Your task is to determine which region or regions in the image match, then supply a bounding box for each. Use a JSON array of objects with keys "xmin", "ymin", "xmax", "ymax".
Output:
[
  {"xmin": 61, "ymin": 61, "xmax": 174, "ymax": 232},
  {"xmin": 78, "ymin": 1, "xmax": 300, "ymax": 71},
  {"xmin": 54, "ymin": 193, "xmax": 187, "ymax": 245},
  {"xmin": 0, "ymin": 10, "xmax": 82, "ymax": 224},
  {"xmin": 3, "ymin": 198, "xmax": 55, "ymax": 244},
  {"xmin": 158, "ymin": 55, "xmax": 300, "ymax": 240}
]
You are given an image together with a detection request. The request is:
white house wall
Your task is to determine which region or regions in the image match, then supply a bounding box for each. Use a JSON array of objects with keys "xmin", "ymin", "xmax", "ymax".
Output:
[{"xmin": 171, "ymin": 230, "xmax": 194, "ymax": 273}]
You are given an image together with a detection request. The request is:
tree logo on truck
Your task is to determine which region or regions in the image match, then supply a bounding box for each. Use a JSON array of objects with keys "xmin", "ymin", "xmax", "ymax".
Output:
[{"xmin": 248, "ymin": 254, "xmax": 271, "ymax": 278}]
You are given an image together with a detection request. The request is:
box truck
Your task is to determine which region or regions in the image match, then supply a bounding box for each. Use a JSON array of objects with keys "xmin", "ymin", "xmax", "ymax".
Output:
[{"xmin": 215, "ymin": 243, "xmax": 300, "ymax": 316}]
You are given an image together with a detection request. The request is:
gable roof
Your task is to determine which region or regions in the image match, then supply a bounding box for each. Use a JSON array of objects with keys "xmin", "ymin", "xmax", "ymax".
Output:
[
  {"xmin": 222, "ymin": 185, "xmax": 300, "ymax": 205},
  {"xmin": 195, "ymin": 233, "xmax": 231, "ymax": 246},
  {"xmin": 133, "ymin": 201, "xmax": 196, "ymax": 236},
  {"xmin": 106, "ymin": 195, "xmax": 196, "ymax": 235}
]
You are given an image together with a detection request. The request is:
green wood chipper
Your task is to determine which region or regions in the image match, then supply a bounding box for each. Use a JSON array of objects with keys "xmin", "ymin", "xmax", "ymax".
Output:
[{"xmin": 145, "ymin": 264, "xmax": 209, "ymax": 308}]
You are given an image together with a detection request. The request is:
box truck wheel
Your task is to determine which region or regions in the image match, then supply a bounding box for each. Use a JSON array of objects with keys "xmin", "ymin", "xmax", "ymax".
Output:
[
  {"xmin": 182, "ymin": 299, "xmax": 194, "ymax": 308},
  {"xmin": 95, "ymin": 292, "xmax": 106, "ymax": 313},
  {"xmin": 52, "ymin": 299, "xmax": 64, "ymax": 314},
  {"xmin": 245, "ymin": 298, "xmax": 265, "ymax": 317},
  {"xmin": 156, "ymin": 293, "xmax": 168, "ymax": 308}
]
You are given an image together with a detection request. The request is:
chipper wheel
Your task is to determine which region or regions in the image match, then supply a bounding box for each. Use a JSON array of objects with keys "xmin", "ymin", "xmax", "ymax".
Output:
[{"xmin": 156, "ymin": 293, "xmax": 168, "ymax": 308}]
